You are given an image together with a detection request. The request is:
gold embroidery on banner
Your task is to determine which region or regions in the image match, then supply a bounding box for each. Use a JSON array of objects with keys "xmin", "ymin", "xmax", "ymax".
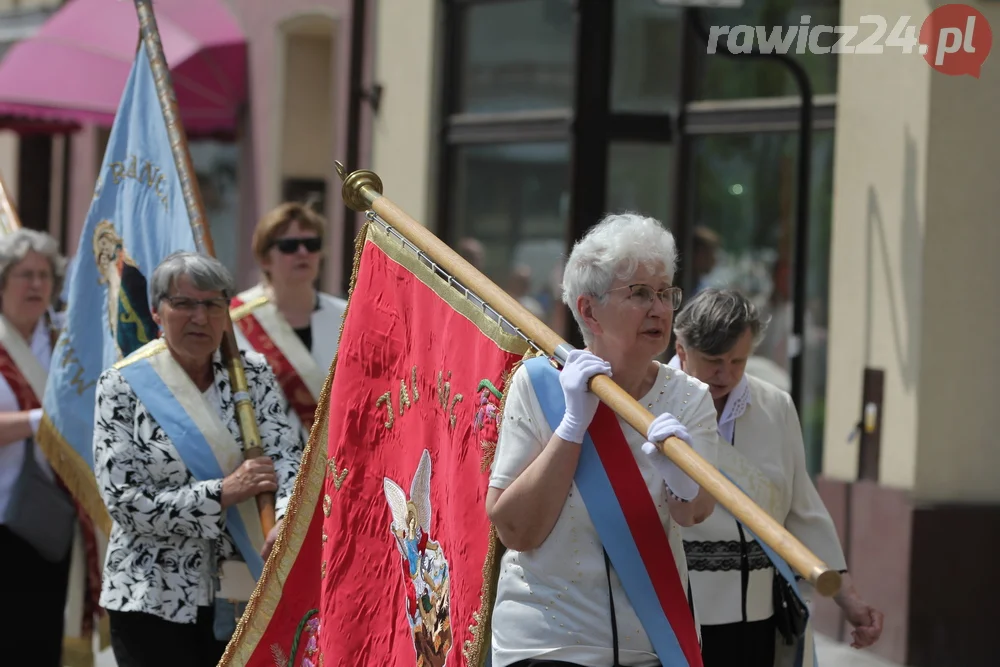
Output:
[
  {"xmin": 463, "ymin": 524, "xmax": 505, "ymax": 667},
  {"xmin": 322, "ymin": 494, "xmax": 332, "ymax": 517},
  {"xmin": 437, "ymin": 370, "xmax": 450, "ymax": 409},
  {"xmin": 326, "ymin": 457, "xmax": 348, "ymax": 491},
  {"xmin": 449, "ymin": 394, "xmax": 463, "ymax": 430},
  {"xmin": 411, "ymin": 365, "xmax": 419, "ymax": 401},
  {"xmin": 108, "ymin": 155, "xmax": 169, "ymax": 211},
  {"xmin": 375, "ymin": 391, "xmax": 394, "ymax": 429},
  {"xmin": 321, "ymin": 560, "xmax": 327, "ymax": 579},
  {"xmin": 399, "ymin": 378, "xmax": 411, "ymax": 416}
]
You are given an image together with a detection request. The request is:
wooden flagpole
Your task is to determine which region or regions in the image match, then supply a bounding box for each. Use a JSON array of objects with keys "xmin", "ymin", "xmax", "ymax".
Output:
[
  {"xmin": 133, "ymin": 0, "xmax": 276, "ymax": 535},
  {"xmin": 336, "ymin": 161, "xmax": 841, "ymax": 598}
]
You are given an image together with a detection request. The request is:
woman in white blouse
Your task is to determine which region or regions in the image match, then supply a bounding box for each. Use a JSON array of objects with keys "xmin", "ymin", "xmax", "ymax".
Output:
[
  {"xmin": 487, "ymin": 213, "xmax": 721, "ymax": 667},
  {"xmin": 671, "ymin": 288, "xmax": 883, "ymax": 666},
  {"xmin": 0, "ymin": 229, "xmax": 70, "ymax": 667}
]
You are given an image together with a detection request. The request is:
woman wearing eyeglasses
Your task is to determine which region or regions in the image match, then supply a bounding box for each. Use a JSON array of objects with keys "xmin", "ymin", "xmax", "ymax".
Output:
[
  {"xmin": 670, "ymin": 289, "xmax": 882, "ymax": 667},
  {"xmin": 487, "ymin": 213, "xmax": 721, "ymax": 667},
  {"xmin": 231, "ymin": 203, "xmax": 347, "ymax": 445},
  {"xmin": 93, "ymin": 252, "xmax": 303, "ymax": 667}
]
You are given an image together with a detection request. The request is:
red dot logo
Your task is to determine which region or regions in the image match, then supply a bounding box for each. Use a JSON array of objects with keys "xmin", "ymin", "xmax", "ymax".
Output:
[{"xmin": 920, "ymin": 4, "xmax": 992, "ymax": 77}]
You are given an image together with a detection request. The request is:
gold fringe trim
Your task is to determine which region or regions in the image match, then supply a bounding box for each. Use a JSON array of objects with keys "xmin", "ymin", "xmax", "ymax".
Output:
[
  {"xmin": 462, "ymin": 525, "xmax": 506, "ymax": 667},
  {"xmin": 36, "ymin": 415, "xmax": 112, "ymax": 536},
  {"xmin": 219, "ymin": 220, "xmax": 373, "ymax": 667},
  {"xmin": 463, "ymin": 349, "xmax": 535, "ymax": 666},
  {"xmin": 62, "ymin": 636, "xmax": 95, "ymax": 667},
  {"xmin": 229, "ymin": 294, "xmax": 269, "ymax": 323},
  {"xmin": 113, "ymin": 338, "xmax": 167, "ymax": 370},
  {"xmin": 98, "ymin": 613, "xmax": 111, "ymax": 651}
]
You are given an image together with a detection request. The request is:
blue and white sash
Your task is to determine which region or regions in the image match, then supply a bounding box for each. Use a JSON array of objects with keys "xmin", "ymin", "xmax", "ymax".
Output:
[{"xmin": 117, "ymin": 341, "xmax": 266, "ymax": 580}]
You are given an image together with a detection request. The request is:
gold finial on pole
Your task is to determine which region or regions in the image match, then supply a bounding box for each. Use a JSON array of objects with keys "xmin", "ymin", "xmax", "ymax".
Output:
[{"xmin": 335, "ymin": 160, "xmax": 384, "ymax": 213}]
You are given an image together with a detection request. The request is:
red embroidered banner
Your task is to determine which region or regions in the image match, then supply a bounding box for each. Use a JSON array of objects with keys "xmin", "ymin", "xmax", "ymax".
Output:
[
  {"xmin": 221, "ymin": 222, "xmax": 530, "ymax": 667},
  {"xmin": 230, "ymin": 301, "xmax": 318, "ymax": 429}
]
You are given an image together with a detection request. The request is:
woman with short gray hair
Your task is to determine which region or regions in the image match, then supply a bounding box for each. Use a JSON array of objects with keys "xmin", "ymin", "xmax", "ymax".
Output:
[
  {"xmin": 0, "ymin": 228, "xmax": 77, "ymax": 667},
  {"xmin": 488, "ymin": 213, "xmax": 721, "ymax": 667},
  {"xmin": 670, "ymin": 288, "xmax": 882, "ymax": 667},
  {"xmin": 93, "ymin": 251, "xmax": 303, "ymax": 667}
]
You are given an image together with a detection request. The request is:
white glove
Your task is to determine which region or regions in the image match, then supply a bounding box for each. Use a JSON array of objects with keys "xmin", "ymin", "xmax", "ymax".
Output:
[
  {"xmin": 27, "ymin": 408, "xmax": 42, "ymax": 435},
  {"xmin": 641, "ymin": 412, "xmax": 699, "ymax": 501},
  {"xmin": 553, "ymin": 349, "xmax": 612, "ymax": 444}
]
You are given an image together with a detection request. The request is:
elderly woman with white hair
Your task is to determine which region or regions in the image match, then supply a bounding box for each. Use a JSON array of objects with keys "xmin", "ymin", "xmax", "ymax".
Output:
[
  {"xmin": 0, "ymin": 228, "xmax": 76, "ymax": 667},
  {"xmin": 670, "ymin": 288, "xmax": 882, "ymax": 667},
  {"xmin": 487, "ymin": 213, "xmax": 722, "ymax": 667},
  {"xmin": 93, "ymin": 252, "xmax": 303, "ymax": 667}
]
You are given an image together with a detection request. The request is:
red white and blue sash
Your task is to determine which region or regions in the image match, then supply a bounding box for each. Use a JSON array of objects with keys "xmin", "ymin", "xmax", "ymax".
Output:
[
  {"xmin": 523, "ymin": 356, "xmax": 703, "ymax": 667},
  {"xmin": 231, "ymin": 287, "xmax": 322, "ymax": 430}
]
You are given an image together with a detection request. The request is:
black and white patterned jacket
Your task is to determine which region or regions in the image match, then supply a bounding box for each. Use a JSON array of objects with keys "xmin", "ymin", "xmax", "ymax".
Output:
[{"xmin": 93, "ymin": 349, "xmax": 303, "ymax": 624}]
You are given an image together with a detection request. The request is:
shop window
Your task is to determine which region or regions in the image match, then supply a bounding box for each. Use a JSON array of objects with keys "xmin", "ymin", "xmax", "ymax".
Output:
[
  {"xmin": 448, "ymin": 141, "xmax": 571, "ymax": 332},
  {"xmin": 456, "ymin": 0, "xmax": 576, "ymax": 114},
  {"xmin": 685, "ymin": 128, "xmax": 834, "ymax": 472},
  {"xmin": 691, "ymin": 0, "xmax": 840, "ymax": 100}
]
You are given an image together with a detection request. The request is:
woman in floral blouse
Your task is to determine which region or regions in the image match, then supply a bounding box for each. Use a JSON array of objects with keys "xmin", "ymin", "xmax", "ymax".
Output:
[{"xmin": 93, "ymin": 252, "xmax": 303, "ymax": 667}]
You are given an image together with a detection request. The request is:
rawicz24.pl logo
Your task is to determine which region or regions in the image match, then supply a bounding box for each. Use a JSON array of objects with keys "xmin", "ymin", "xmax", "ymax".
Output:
[{"xmin": 706, "ymin": 4, "xmax": 993, "ymax": 77}]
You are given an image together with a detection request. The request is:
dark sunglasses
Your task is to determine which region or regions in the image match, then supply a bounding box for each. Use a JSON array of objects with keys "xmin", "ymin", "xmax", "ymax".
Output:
[{"xmin": 271, "ymin": 237, "xmax": 322, "ymax": 254}]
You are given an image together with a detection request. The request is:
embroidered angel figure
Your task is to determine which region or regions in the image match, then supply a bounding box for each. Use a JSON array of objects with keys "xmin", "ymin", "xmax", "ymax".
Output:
[{"xmin": 383, "ymin": 449, "xmax": 453, "ymax": 667}]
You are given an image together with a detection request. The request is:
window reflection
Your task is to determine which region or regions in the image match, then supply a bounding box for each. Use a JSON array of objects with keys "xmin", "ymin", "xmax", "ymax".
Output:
[
  {"xmin": 692, "ymin": 0, "xmax": 841, "ymax": 100},
  {"xmin": 449, "ymin": 142, "xmax": 571, "ymax": 336},
  {"xmin": 612, "ymin": 0, "xmax": 682, "ymax": 114},
  {"xmin": 190, "ymin": 140, "xmax": 240, "ymax": 275},
  {"xmin": 686, "ymin": 129, "xmax": 834, "ymax": 472},
  {"xmin": 457, "ymin": 0, "xmax": 576, "ymax": 114},
  {"xmin": 607, "ymin": 142, "xmax": 675, "ymax": 226}
]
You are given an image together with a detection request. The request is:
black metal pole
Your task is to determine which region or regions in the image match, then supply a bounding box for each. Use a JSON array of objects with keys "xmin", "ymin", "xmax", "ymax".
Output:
[
  {"xmin": 341, "ymin": 0, "xmax": 369, "ymax": 294},
  {"xmin": 688, "ymin": 10, "xmax": 813, "ymax": 412}
]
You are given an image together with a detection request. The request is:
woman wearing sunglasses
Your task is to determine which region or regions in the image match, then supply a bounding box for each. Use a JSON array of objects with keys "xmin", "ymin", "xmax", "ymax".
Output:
[{"xmin": 231, "ymin": 203, "xmax": 347, "ymax": 446}]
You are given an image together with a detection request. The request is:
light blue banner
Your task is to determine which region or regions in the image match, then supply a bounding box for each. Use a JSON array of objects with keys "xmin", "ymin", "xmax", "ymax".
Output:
[{"xmin": 42, "ymin": 42, "xmax": 198, "ymax": 482}]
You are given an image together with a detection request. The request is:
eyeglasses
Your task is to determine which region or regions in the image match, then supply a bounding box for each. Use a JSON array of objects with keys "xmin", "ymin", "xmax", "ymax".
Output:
[
  {"xmin": 604, "ymin": 284, "xmax": 683, "ymax": 310},
  {"xmin": 163, "ymin": 295, "xmax": 229, "ymax": 316},
  {"xmin": 271, "ymin": 237, "xmax": 322, "ymax": 254},
  {"xmin": 9, "ymin": 269, "xmax": 53, "ymax": 284}
]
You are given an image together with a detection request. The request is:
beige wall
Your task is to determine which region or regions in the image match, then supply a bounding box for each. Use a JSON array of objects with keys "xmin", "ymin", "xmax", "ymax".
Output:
[
  {"xmin": 370, "ymin": 0, "xmax": 438, "ymax": 228},
  {"xmin": 0, "ymin": 131, "xmax": 18, "ymax": 200},
  {"xmin": 281, "ymin": 30, "xmax": 336, "ymax": 181},
  {"xmin": 824, "ymin": 0, "xmax": 932, "ymax": 489},
  {"xmin": 915, "ymin": 0, "xmax": 1000, "ymax": 502},
  {"xmin": 824, "ymin": 0, "xmax": 1000, "ymax": 501}
]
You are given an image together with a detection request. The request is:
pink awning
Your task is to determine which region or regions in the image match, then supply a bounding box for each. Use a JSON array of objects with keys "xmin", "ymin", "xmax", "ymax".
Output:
[{"xmin": 0, "ymin": 0, "xmax": 246, "ymax": 137}]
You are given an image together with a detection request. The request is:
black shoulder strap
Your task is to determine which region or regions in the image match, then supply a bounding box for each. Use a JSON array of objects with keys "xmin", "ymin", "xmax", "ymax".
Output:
[{"xmin": 603, "ymin": 548, "xmax": 621, "ymax": 667}]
